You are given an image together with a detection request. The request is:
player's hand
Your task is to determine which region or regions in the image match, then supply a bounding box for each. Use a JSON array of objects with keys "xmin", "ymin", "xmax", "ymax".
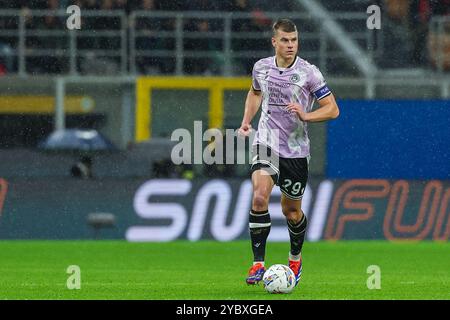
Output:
[
  {"xmin": 286, "ymin": 103, "xmax": 309, "ymax": 122},
  {"xmin": 238, "ymin": 123, "xmax": 252, "ymax": 137}
]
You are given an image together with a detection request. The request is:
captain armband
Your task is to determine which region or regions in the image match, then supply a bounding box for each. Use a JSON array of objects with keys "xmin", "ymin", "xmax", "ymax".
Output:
[{"xmin": 313, "ymin": 85, "xmax": 331, "ymax": 100}]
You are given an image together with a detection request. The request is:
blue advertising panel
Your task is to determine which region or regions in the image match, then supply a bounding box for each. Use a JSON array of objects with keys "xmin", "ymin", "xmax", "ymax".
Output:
[{"xmin": 327, "ymin": 100, "xmax": 450, "ymax": 179}]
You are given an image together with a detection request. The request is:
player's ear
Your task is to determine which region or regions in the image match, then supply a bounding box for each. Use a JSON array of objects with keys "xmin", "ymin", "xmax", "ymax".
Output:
[{"xmin": 271, "ymin": 37, "xmax": 276, "ymax": 48}]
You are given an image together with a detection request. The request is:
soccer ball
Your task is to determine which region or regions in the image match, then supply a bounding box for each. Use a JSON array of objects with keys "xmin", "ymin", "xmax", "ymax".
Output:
[{"xmin": 262, "ymin": 264, "xmax": 296, "ymax": 294}]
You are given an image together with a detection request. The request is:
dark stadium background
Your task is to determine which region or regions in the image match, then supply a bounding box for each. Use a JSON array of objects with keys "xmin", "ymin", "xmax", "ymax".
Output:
[{"xmin": 0, "ymin": 0, "xmax": 448, "ymax": 300}]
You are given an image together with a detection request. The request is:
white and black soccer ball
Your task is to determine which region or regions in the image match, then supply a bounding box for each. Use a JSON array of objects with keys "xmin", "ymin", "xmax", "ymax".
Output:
[{"xmin": 262, "ymin": 264, "xmax": 296, "ymax": 294}]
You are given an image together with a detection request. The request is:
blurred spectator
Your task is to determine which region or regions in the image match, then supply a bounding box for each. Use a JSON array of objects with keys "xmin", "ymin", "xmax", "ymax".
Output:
[
  {"xmin": 8, "ymin": 0, "xmax": 447, "ymax": 75},
  {"xmin": 96, "ymin": 0, "xmax": 117, "ymax": 31},
  {"xmin": 0, "ymin": 42, "xmax": 14, "ymax": 75},
  {"xmin": 101, "ymin": 0, "xmax": 114, "ymax": 10},
  {"xmin": 0, "ymin": 0, "xmax": 277, "ymax": 76},
  {"xmin": 138, "ymin": 0, "xmax": 177, "ymax": 74},
  {"xmin": 114, "ymin": 0, "xmax": 129, "ymax": 12},
  {"xmin": 134, "ymin": 0, "xmax": 167, "ymax": 74},
  {"xmin": 428, "ymin": 28, "xmax": 450, "ymax": 71},
  {"xmin": 379, "ymin": 0, "xmax": 412, "ymax": 68},
  {"xmin": 409, "ymin": 0, "xmax": 432, "ymax": 66},
  {"xmin": 0, "ymin": 0, "xmax": 35, "ymax": 9},
  {"xmin": 184, "ymin": 19, "xmax": 222, "ymax": 75},
  {"xmin": 184, "ymin": 0, "xmax": 218, "ymax": 12},
  {"xmin": 84, "ymin": 0, "xmax": 99, "ymax": 10},
  {"xmin": 155, "ymin": 0, "xmax": 183, "ymax": 11},
  {"xmin": 385, "ymin": 0, "xmax": 409, "ymax": 21},
  {"xmin": 183, "ymin": 0, "xmax": 222, "ymax": 74},
  {"xmin": 427, "ymin": 0, "xmax": 450, "ymax": 71},
  {"xmin": 228, "ymin": 0, "xmax": 269, "ymax": 74},
  {"xmin": 230, "ymin": 2, "xmax": 258, "ymax": 37},
  {"xmin": 0, "ymin": 64, "xmax": 6, "ymax": 75},
  {"xmin": 22, "ymin": 4, "xmax": 44, "ymax": 74},
  {"xmin": 257, "ymin": 0, "xmax": 296, "ymax": 12},
  {"xmin": 432, "ymin": 0, "xmax": 450, "ymax": 16},
  {"xmin": 36, "ymin": 0, "xmax": 65, "ymax": 73}
]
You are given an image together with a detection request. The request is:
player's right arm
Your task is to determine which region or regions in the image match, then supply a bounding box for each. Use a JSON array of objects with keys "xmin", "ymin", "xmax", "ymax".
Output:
[
  {"xmin": 239, "ymin": 87, "xmax": 262, "ymax": 137},
  {"xmin": 239, "ymin": 61, "xmax": 263, "ymax": 137}
]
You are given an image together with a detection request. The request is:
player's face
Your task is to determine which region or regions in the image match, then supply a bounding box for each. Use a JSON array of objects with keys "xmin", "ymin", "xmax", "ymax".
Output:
[{"xmin": 272, "ymin": 30, "xmax": 298, "ymax": 61}]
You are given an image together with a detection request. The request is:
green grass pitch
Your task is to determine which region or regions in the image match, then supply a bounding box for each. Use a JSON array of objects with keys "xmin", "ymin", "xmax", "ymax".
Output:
[{"xmin": 0, "ymin": 240, "xmax": 449, "ymax": 300}]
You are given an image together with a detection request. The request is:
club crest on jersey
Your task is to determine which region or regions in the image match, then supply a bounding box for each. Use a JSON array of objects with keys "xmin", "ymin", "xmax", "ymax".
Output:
[{"xmin": 290, "ymin": 74, "xmax": 301, "ymax": 83}]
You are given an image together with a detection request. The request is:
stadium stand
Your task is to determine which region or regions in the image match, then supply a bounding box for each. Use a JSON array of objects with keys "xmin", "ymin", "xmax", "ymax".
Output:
[{"xmin": 0, "ymin": 0, "xmax": 448, "ymax": 75}]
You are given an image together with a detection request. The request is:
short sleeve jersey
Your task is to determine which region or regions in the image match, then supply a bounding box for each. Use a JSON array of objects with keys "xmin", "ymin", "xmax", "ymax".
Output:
[{"xmin": 252, "ymin": 56, "xmax": 331, "ymax": 158}]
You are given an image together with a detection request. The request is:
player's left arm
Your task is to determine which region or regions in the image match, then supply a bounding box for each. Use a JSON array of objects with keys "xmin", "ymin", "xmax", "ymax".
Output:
[{"xmin": 286, "ymin": 93, "xmax": 339, "ymax": 122}]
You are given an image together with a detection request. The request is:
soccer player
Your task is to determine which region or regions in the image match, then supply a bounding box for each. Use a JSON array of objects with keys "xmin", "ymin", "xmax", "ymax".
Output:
[{"xmin": 238, "ymin": 18, "xmax": 340, "ymax": 286}]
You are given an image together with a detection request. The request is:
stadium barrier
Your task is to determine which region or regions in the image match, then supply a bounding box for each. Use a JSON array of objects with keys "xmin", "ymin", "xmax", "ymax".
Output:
[
  {"xmin": 0, "ymin": 9, "xmax": 373, "ymax": 77},
  {"xmin": 0, "ymin": 95, "xmax": 94, "ymax": 114},
  {"xmin": 0, "ymin": 177, "xmax": 448, "ymax": 241}
]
